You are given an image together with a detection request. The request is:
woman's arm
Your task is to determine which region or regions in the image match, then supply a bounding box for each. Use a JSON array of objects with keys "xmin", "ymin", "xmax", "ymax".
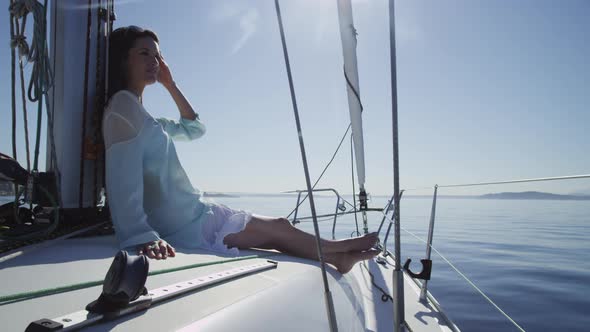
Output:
[
  {"xmin": 157, "ymin": 55, "xmax": 198, "ymax": 120},
  {"xmin": 104, "ymin": 93, "xmax": 176, "ymax": 259}
]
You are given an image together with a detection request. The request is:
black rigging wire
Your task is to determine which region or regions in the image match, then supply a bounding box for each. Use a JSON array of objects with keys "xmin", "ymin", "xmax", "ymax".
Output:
[{"xmin": 286, "ymin": 65, "xmax": 364, "ymax": 221}]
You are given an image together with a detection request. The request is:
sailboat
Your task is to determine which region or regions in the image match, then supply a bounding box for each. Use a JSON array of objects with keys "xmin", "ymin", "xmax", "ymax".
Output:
[{"xmin": 0, "ymin": 1, "xmax": 463, "ymax": 331}]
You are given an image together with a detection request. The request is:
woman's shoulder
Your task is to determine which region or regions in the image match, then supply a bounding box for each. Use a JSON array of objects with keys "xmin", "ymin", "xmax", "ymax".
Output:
[
  {"xmin": 105, "ymin": 90, "xmax": 150, "ymax": 120},
  {"xmin": 103, "ymin": 90, "xmax": 153, "ymax": 133},
  {"xmin": 107, "ymin": 90, "xmax": 141, "ymax": 110}
]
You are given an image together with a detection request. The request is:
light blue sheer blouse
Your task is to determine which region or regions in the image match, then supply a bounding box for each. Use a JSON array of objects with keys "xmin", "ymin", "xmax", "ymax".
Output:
[{"xmin": 103, "ymin": 90, "xmax": 210, "ymax": 249}]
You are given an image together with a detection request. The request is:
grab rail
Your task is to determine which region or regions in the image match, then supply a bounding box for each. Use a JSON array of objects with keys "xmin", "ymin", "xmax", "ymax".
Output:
[{"xmin": 286, "ymin": 188, "xmax": 352, "ymax": 239}]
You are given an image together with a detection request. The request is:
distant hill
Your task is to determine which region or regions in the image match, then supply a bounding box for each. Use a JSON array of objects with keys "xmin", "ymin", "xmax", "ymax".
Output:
[
  {"xmin": 569, "ymin": 188, "xmax": 590, "ymax": 196},
  {"xmin": 480, "ymin": 191, "xmax": 590, "ymax": 200},
  {"xmin": 202, "ymin": 192, "xmax": 240, "ymax": 198}
]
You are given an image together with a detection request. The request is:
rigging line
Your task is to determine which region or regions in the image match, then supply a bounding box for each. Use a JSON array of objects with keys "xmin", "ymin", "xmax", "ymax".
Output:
[
  {"xmin": 92, "ymin": 0, "xmax": 104, "ymax": 206},
  {"xmin": 79, "ymin": 0, "xmax": 93, "ymax": 208},
  {"xmin": 33, "ymin": 0, "xmax": 50, "ymax": 172},
  {"xmin": 10, "ymin": 0, "xmax": 18, "ymax": 163},
  {"xmin": 438, "ymin": 174, "xmax": 590, "ymax": 188},
  {"xmin": 403, "ymin": 174, "xmax": 590, "ymax": 192},
  {"xmin": 12, "ymin": 14, "xmax": 32, "ymax": 171},
  {"xmin": 388, "ymin": 1, "xmax": 404, "ymax": 329},
  {"xmin": 9, "ymin": 1, "xmax": 19, "ymax": 211},
  {"xmin": 26, "ymin": 0, "xmax": 54, "ymax": 103},
  {"xmin": 360, "ymin": 261, "xmax": 393, "ymax": 302},
  {"xmin": 343, "ymin": 66, "xmax": 364, "ymax": 113},
  {"xmin": 102, "ymin": 0, "xmax": 115, "ymax": 193},
  {"xmin": 381, "ymin": 190, "xmax": 404, "ymax": 253},
  {"xmin": 401, "ymin": 227, "xmax": 526, "ymax": 332},
  {"xmin": 286, "ymin": 124, "xmax": 351, "ymax": 219},
  {"xmin": 274, "ymin": 1, "xmax": 337, "ymax": 331},
  {"xmin": 285, "ymin": 58, "xmax": 364, "ymax": 220},
  {"xmin": 350, "ymin": 134, "xmax": 360, "ymax": 236},
  {"xmin": 49, "ymin": 0, "xmax": 63, "ymax": 207}
]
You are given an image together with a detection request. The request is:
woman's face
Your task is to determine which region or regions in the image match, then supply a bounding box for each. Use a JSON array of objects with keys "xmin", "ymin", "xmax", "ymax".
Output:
[{"xmin": 126, "ymin": 36, "xmax": 161, "ymax": 88}]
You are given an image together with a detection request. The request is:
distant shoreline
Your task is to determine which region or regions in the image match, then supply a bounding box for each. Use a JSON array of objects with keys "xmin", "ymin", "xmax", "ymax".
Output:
[
  {"xmin": 200, "ymin": 191, "xmax": 590, "ymax": 201},
  {"xmin": 478, "ymin": 191, "xmax": 590, "ymax": 201},
  {"xmin": 3, "ymin": 191, "xmax": 589, "ymax": 201}
]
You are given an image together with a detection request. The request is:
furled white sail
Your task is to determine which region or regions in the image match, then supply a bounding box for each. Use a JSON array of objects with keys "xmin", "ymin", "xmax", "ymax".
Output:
[{"xmin": 336, "ymin": 0, "xmax": 365, "ymax": 191}]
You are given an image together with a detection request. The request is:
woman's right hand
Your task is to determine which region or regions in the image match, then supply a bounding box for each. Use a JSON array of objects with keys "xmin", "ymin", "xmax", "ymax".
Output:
[{"xmin": 138, "ymin": 239, "xmax": 176, "ymax": 260}]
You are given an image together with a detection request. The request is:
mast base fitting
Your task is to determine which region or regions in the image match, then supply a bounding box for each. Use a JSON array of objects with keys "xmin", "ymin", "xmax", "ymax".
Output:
[
  {"xmin": 359, "ymin": 189, "xmax": 368, "ymax": 210},
  {"xmin": 86, "ymin": 250, "xmax": 149, "ymax": 314}
]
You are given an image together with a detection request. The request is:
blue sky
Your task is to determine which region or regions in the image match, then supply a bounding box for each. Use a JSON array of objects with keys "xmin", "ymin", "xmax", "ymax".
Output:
[{"xmin": 1, "ymin": 0, "xmax": 589, "ymax": 196}]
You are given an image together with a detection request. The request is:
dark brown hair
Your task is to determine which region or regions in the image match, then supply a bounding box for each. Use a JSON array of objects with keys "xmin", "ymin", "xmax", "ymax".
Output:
[{"xmin": 107, "ymin": 25, "xmax": 159, "ymax": 99}]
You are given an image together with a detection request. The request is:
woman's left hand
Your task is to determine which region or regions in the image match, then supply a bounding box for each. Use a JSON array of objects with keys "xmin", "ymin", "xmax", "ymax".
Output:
[
  {"xmin": 138, "ymin": 239, "xmax": 176, "ymax": 260},
  {"xmin": 157, "ymin": 54, "xmax": 174, "ymax": 89}
]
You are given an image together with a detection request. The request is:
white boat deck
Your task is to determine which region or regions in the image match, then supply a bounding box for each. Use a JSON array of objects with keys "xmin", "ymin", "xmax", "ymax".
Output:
[{"xmin": 0, "ymin": 235, "xmax": 458, "ymax": 331}]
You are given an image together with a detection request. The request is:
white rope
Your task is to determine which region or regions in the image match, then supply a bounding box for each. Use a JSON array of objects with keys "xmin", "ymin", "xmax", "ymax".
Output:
[
  {"xmin": 9, "ymin": 0, "xmax": 34, "ymax": 60},
  {"xmin": 9, "ymin": 0, "xmax": 54, "ymax": 100},
  {"xmin": 400, "ymin": 227, "xmax": 526, "ymax": 332}
]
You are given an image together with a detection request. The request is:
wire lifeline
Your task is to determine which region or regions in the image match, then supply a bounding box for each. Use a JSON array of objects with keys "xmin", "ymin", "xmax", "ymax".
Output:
[
  {"xmin": 274, "ymin": 1, "xmax": 338, "ymax": 331},
  {"xmin": 401, "ymin": 227, "xmax": 526, "ymax": 332},
  {"xmin": 0, "ymin": 254, "xmax": 276, "ymax": 305}
]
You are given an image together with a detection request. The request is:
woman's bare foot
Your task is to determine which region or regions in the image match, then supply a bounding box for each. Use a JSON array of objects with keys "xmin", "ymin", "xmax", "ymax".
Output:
[
  {"xmin": 329, "ymin": 249, "xmax": 380, "ymax": 274},
  {"xmin": 324, "ymin": 232, "xmax": 379, "ymax": 254}
]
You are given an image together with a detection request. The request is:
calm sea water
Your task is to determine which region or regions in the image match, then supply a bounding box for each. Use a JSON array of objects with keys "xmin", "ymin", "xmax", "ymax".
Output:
[
  {"xmin": 2, "ymin": 194, "xmax": 589, "ymax": 331},
  {"xmin": 211, "ymin": 195, "xmax": 590, "ymax": 332}
]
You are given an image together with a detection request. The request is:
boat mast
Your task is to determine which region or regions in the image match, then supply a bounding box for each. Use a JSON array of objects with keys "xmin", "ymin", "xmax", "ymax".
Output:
[
  {"xmin": 48, "ymin": 1, "xmax": 107, "ymax": 209},
  {"xmin": 388, "ymin": 0, "xmax": 405, "ymax": 330},
  {"xmin": 335, "ymin": 0, "xmax": 370, "ymax": 233}
]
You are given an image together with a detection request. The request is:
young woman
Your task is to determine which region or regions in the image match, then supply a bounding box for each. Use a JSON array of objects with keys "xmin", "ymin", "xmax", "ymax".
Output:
[{"xmin": 102, "ymin": 26, "xmax": 379, "ymax": 274}]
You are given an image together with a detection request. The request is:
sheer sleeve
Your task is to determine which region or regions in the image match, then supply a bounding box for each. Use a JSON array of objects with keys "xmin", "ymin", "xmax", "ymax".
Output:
[
  {"xmin": 155, "ymin": 116, "xmax": 206, "ymax": 141},
  {"xmin": 102, "ymin": 91, "xmax": 148, "ymax": 149},
  {"xmin": 103, "ymin": 92, "xmax": 160, "ymax": 249}
]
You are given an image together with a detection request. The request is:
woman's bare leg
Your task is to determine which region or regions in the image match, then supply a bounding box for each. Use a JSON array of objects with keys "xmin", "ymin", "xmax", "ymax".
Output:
[
  {"xmin": 225, "ymin": 215, "xmax": 378, "ymax": 253},
  {"xmin": 223, "ymin": 215, "xmax": 380, "ymax": 273}
]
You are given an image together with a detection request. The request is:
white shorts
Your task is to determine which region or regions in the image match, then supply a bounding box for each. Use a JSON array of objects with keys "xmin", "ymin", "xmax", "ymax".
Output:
[{"xmin": 200, "ymin": 203, "xmax": 253, "ymax": 256}]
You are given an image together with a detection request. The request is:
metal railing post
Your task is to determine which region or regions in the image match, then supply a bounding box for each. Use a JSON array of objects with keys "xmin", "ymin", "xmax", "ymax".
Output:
[
  {"xmin": 332, "ymin": 196, "xmax": 340, "ymax": 240},
  {"xmin": 292, "ymin": 192, "xmax": 302, "ymax": 224},
  {"xmin": 420, "ymin": 185, "xmax": 438, "ymax": 301}
]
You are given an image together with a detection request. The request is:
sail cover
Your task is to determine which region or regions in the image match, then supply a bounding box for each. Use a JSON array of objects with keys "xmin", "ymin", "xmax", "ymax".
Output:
[{"xmin": 336, "ymin": 0, "xmax": 365, "ymax": 190}]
